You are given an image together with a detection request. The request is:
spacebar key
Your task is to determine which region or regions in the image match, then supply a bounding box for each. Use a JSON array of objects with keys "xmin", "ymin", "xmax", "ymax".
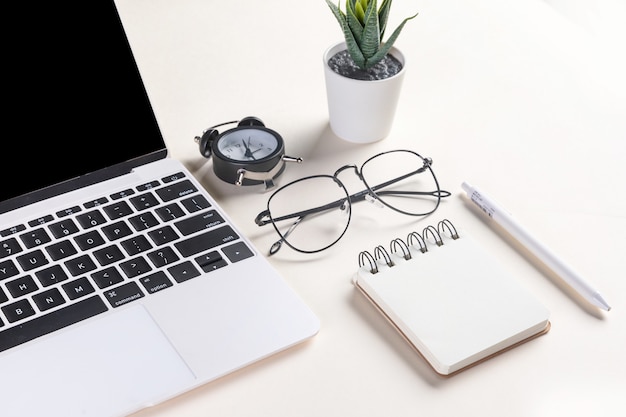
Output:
[
  {"xmin": 0, "ymin": 295, "xmax": 108, "ymax": 353},
  {"xmin": 175, "ymin": 226, "xmax": 239, "ymax": 257}
]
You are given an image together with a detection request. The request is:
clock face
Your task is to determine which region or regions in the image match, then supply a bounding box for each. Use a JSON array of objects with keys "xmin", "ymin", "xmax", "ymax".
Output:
[{"xmin": 217, "ymin": 128, "xmax": 279, "ymax": 162}]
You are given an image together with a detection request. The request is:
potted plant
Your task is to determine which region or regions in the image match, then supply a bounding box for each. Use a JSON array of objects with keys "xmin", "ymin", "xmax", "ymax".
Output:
[{"xmin": 323, "ymin": 0, "xmax": 417, "ymax": 143}]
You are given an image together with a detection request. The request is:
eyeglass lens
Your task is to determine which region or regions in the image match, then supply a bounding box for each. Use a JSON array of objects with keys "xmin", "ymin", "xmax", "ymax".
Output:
[
  {"xmin": 360, "ymin": 150, "xmax": 441, "ymax": 216},
  {"xmin": 265, "ymin": 150, "xmax": 443, "ymax": 254},
  {"xmin": 266, "ymin": 175, "xmax": 351, "ymax": 253}
]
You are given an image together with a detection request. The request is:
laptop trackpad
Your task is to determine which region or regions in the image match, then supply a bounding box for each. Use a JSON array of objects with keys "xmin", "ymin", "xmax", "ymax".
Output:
[{"xmin": 3, "ymin": 304, "xmax": 196, "ymax": 417}]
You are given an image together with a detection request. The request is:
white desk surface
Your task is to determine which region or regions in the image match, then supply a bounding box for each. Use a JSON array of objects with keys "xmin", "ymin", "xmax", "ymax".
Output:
[{"xmin": 116, "ymin": 0, "xmax": 626, "ymax": 416}]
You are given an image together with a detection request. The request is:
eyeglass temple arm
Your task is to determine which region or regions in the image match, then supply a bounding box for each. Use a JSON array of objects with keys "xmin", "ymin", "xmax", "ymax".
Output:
[
  {"xmin": 268, "ymin": 216, "xmax": 305, "ymax": 255},
  {"xmin": 354, "ymin": 167, "xmax": 450, "ymax": 202},
  {"xmin": 255, "ymin": 169, "xmax": 449, "ymax": 226},
  {"xmin": 255, "ymin": 198, "xmax": 348, "ymax": 226}
]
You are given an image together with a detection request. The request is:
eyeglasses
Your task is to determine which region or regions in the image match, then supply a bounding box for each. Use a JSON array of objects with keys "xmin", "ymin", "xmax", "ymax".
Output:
[{"xmin": 254, "ymin": 149, "xmax": 451, "ymax": 255}]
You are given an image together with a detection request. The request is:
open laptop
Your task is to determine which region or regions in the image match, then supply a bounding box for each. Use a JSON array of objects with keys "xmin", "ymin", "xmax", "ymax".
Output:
[{"xmin": 0, "ymin": 1, "xmax": 319, "ymax": 416}]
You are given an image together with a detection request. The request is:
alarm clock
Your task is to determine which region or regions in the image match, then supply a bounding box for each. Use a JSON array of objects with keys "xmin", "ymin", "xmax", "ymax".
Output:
[{"xmin": 195, "ymin": 117, "xmax": 302, "ymax": 189}]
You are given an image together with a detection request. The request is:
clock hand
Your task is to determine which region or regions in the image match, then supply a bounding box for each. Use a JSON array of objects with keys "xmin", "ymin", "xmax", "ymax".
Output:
[{"xmin": 241, "ymin": 138, "xmax": 256, "ymax": 159}]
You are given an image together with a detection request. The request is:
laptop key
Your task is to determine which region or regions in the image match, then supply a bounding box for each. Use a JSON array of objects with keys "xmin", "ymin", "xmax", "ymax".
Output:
[
  {"xmin": 175, "ymin": 226, "xmax": 239, "ymax": 257},
  {"xmin": 76, "ymin": 210, "xmax": 107, "ymax": 229},
  {"xmin": 119, "ymin": 256, "xmax": 152, "ymax": 278},
  {"xmin": 74, "ymin": 230, "xmax": 106, "ymax": 251},
  {"xmin": 194, "ymin": 251, "xmax": 222, "ymax": 267},
  {"xmin": 84, "ymin": 197, "xmax": 109, "ymax": 208},
  {"xmin": 199, "ymin": 259, "xmax": 228, "ymax": 273},
  {"xmin": 147, "ymin": 225, "xmax": 179, "ymax": 246},
  {"xmin": 137, "ymin": 181, "xmax": 160, "ymax": 192},
  {"xmin": 103, "ymin": 281, "xmax": 144, "ymax": 308},
  {"xmin": 110, "ymin": 189, "xmax": 135, "ymax": 200},
  {"xmin": 45, "ymin": 239, "xmax": 78, "ymax": 261},
  {"xmin": 130, "ymin": 192, "xmax": 160, "ymax": 211},
  {"xmin": 103, "ymin": 200, "xmax": 134, "ymax": 220},
  {"xmin": 120, "ymin": 235, "xmax": 153, "ymax": 256},
  {"xmin": 35, "ymin": 265, "xmax": 69, "ymax": 287},
  {"xmin": 102, "ymin": 221, "xmax": 133, "ymax": 241},
  {"xmin": 167, "ymin": 261, "xmax": 201, "ymax": 283},
  {"xmin": 56, "ymin": 206, "xmax": 82, "ymax": 218},
  {"xmin": 6, "ymin": 275, "xmax": 38, "ymax": 298},
  {"xmin": 62, "ymin": 277, "xmax": 96, "ymax": 300},
  {"xmin": 128, "ymin": 212, "xmax": 159, "ymax": 231},
  {"xmin": 155, "ymin": 203, "xmax": 185, "ymax": 222},
  {"xmin": 222, "ymin": 242, "xmax": 254, "ymax": 263},
  {"xmin": 194, "ymin": 252, "xmax": 228, "ymax": 273},
  {"xmin": 32, "ymin": 288, "xmax": 66, "ymax": 312},
  {"xmin": 0, "ymin": 224, "xmax": 26, "ymax": 237},
  {"xmin": 174, "ymin": 210, "xmax": 225, "ymax": 236},
  {"xmin": 155, "ymin": 179, "xmax": 197, "ymax": 202},
  {"xmin": 0, "ymin": 259, "xmax": 19, "ymax": 281},
  {"xmin": 181, "ymin": 194, "xmax": 210, "ymax": 213},
  {"xmin": 2, "ymin": 298, "xmax": 36, "ymax": 323},
  {"xmin": 28, "ymin": 215, "xmax": 54, "ymax": 227},
  {"xmin": 19, "ymin": 228, "xmax": 51, "ymax": 249},
  {"xmin": 48, "ymin": 219, "xmax": 79, "ymax": 238},
  {"xmin": 161, "ymin": 172, "xmax": 186, "ymax": 183},
  {"xmin": 65, "ymin": 254, "xmax": 97, "ymax": 276},
  {"xmin": 0, "ymin": 295, "xmax": 108, "ymax": 353},
  {"xmin": 93, "ymin": 245, "xmax": 125, "ymax": 266},
  {"xmin": 16, "ymin": 249, "xmax": 49, "ymax": 272},
  {"xmin": 1, "ymin": 237, "xmax": 23, "ymax": 259},
  {"xmin": 139, "ymin": 271, "xmax": 173, "ymax": 294},
  {"xmin": 91, "ymin": 267, "xmax": 124, "ymax": 289},
  {"xmin": 147, "ymin": 247, "xmax": 179, "ymax": 268}
]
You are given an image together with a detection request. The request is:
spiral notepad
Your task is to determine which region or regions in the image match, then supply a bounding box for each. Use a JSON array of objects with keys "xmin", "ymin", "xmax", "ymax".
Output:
[{"xmin": 354, "ymin": 219, "xmax": 550, "ymax": 376}]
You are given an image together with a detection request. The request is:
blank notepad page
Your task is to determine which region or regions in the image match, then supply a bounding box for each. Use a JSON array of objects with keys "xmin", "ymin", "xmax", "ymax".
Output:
[{"xmin": 355, "ymin": 225, "xmax": 550, "ymax": 376}]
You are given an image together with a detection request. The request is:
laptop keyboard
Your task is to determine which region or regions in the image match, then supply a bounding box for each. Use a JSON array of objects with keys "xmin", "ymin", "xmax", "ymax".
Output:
[{"xmin": 0, "ymin": 172, "xmax": 253, "ymax": 352}]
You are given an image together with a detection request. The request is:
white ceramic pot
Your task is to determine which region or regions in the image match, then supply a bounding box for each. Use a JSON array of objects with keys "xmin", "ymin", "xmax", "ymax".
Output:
[{"xmin": 323, "ymin": 41, "xmax": 406, "ymax": 143}]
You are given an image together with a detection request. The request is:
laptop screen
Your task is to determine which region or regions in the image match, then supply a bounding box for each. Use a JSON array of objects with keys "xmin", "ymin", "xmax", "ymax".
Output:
[{"xmin": 1, "ymin": 1, "xmax": 166, "ymax": 213}]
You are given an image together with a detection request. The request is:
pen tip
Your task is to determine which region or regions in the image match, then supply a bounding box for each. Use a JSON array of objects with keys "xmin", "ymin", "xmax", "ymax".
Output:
[{"xmin": 593, "ymin": 293, "xmax": 611, "ymax": 311}]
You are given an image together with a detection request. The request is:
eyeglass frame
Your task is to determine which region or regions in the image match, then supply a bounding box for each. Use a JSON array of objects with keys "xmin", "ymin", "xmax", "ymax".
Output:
[{"xmin": 254, "ymin": 149, "xmax": 451, "ymax": 255}]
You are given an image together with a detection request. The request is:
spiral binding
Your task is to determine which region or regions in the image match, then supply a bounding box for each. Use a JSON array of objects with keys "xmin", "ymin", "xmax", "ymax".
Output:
[
  {"xmin": 374, "ymin": 245, "xmax": 394, "ymax": 267},
  {"xmin": 358, "ymin": 219, "xmax": 460, "ymax": 274}
]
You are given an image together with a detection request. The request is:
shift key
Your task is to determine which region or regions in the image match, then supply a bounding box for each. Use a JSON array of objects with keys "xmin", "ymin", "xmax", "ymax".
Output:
[
  {"xmin": 175, "ymin": 210, "xmax": 225, "ymax": 236},
  {"xmin": 175, "ymin": 226, "xmax": 239, "ymax": 257}
]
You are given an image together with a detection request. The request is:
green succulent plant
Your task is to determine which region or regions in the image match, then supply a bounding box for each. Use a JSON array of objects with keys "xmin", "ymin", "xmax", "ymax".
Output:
[{"xmin": 325, "ymin": 0, "xmax": 417, "ymax": 70}]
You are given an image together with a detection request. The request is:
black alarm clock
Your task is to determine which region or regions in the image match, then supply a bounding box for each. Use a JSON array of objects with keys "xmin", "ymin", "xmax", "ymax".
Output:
[{"xmin": 195, "ymin": 117, "xmax": 302, "ymax": 189}]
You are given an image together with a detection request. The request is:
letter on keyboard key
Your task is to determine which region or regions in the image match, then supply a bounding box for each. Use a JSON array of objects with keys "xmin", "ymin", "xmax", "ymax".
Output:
[
  {"xmin": 64, "ymin": 254, "xmax": 97, "ymax": 276},
  {"xmin": 45, "ymin": 240, "xmax": 78, "ymax": 261},
  {"xmin": 62, "ymin": 277, "xmax": 96, "ymax": 300},
  {"xmin": 2, "ymin": 299, "xmax": 36, "ymax": 323},
  {"xmin": 16, "ymin": 249, "xmax": 49, "ymax": 271}
]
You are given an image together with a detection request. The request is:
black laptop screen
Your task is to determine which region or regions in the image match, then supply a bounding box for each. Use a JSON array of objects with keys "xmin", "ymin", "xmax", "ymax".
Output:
[{"xmin": 1, "ymin": 1, "xmax": 166, "ymax": 213}]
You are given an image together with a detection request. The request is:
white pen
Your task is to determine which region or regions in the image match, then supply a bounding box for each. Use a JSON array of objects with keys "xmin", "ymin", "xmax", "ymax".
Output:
[{"xmin": 461, "ymin": 182, "xmax": 611, "ymax": 311}]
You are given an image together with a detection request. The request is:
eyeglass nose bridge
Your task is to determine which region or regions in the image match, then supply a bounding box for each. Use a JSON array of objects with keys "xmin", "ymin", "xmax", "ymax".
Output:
[
  {"xmin": 333, "ymin": 163, "xmax": 384, "ymax": 207},
  {"xmin": 333, "ymin": 164, "xmax": 361, "ymax": 180}
]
